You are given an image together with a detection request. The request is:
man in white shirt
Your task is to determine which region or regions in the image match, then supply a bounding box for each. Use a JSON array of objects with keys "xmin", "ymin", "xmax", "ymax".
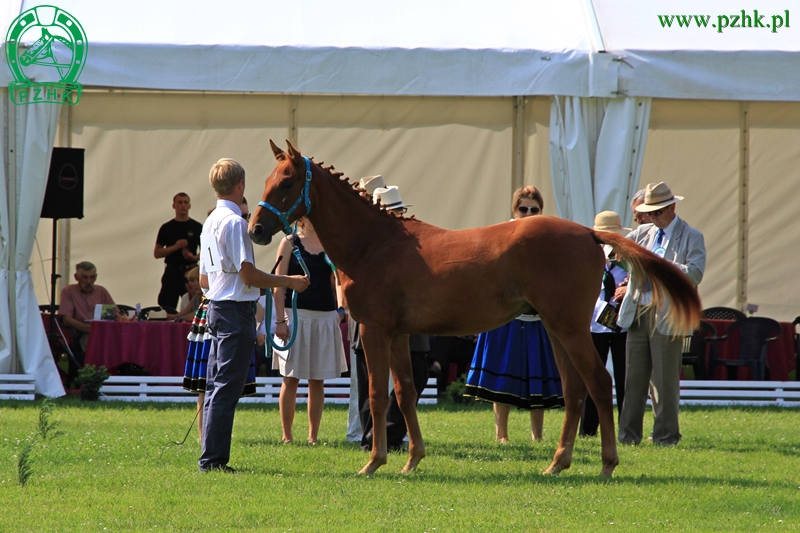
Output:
[
  {"xmin": 616, "ymin": 182, "xmax": 706, "ymax": 446},
  {"xmin": 198, "ymin": 158, "xmax": 309, "ymax": 473}
]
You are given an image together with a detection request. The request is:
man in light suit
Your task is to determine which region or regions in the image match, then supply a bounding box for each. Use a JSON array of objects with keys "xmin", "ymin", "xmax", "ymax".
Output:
[{"xmin": 617, "ymin": 182, "xmax": 706, "ymax": 446}]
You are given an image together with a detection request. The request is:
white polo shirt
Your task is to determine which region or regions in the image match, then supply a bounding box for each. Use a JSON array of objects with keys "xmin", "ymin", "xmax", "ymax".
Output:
[{"xmin": 199, "ymin": 199, "xmax": 260, "ymax": 302}]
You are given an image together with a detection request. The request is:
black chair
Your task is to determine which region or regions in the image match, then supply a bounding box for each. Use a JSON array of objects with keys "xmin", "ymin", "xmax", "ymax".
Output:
[
  {"xmin": 139, "ymin": 306, "xmax": 176, "ymax": 321},
  {"xmin": 117, "ymin": 304, "xmax": 136, "ymax": 316},
  {"xmin": 681, "ymin": 320, "xmax": 715, "ymax": 380},
  {"xmin": 793, "ymin": 316, "xmax": 800, "ymax": 381},
  {"xmin": 702, "ymin": 306, "xmax": 747, "ymax": 321},
  {"xmin": 707, "ymin": 317, "xmax": 781, "ymax": 381}
]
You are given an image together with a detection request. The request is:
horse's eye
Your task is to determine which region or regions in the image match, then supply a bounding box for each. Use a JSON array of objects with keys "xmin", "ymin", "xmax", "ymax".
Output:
[{"xmin": 279, "ymin": 179, "xmax": 293, "ymax": 190}]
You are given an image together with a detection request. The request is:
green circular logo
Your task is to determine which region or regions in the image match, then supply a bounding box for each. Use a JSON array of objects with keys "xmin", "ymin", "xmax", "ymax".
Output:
[{"xmin": 5, "ymin": 5, "xmax": 87, "ymax": 105}]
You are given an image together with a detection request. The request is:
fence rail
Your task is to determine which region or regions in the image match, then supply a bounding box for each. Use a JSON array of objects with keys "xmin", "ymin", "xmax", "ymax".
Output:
[{"xmin": 2, "ymin": 375, "xmax": 800, "ymax": 406}]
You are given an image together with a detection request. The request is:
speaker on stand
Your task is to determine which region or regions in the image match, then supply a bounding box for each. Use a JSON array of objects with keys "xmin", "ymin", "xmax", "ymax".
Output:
[{"xmin": 41, "ymin": 147, "xmax": 85, "ymax": 382}]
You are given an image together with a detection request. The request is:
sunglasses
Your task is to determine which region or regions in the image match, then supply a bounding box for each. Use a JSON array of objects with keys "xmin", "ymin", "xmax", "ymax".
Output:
[
  {"xmin": 649, "ymin": 209, "xmax": 665, "ymax": 217},
  {"xmin": 517, "ymin": 206, "xmax": 541, "ymax": 215},
  {"xmin": 241, "ymin": 212, "xmax": 251, "ymax": 221}
]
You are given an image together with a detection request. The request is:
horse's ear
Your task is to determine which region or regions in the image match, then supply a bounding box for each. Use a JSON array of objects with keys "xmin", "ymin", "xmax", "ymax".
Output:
[
  {"xmin": 270, "ymin": 139, "xmax": 286, "ymax": 161},
  {"xmin": 286, "ymin": 140, "xmax": 303, "ymax": 164}
]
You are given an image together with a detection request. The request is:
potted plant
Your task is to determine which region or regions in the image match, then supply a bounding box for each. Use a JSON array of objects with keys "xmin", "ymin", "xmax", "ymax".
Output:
[{"xmin": 75, "ymin": 365, "xmax": 110, "ymax": 401}]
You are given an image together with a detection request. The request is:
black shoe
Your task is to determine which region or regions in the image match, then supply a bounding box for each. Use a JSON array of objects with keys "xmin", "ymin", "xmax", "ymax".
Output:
[
  {"xmin": 429, "ymin": 365, "xmax": 442, "ymax": 378},
  {"xmin": 198, "ymin": 464, "xmax": 237, "ymax": 473}
]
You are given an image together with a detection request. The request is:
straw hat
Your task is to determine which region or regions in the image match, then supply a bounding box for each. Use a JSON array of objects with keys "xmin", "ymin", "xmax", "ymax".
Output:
[
  {"xmin": 593, "ymin": 211, "xmax": 631, "ymax": 236},
  {"xmin": 635, "ymin": 182, "xmax": 684, "ymax": 212},
  {"xmin": 373, "ymin": 186, "xmax": 412, "ymax": 210},
  {"xmin": 359, "ymin": 175, "xmax": 386, "ymax": 196}
]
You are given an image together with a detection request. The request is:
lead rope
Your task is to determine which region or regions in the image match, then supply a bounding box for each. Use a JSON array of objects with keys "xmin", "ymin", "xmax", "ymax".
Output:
[{"xmin": 264, "ymin": 232, "xmax": 311, "ymax": 359}]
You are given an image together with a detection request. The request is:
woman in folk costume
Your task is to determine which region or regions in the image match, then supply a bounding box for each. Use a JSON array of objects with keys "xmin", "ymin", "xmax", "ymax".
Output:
[{"xmin": 464, "ymin": 186, "xmax": 564, "ymax": 442}]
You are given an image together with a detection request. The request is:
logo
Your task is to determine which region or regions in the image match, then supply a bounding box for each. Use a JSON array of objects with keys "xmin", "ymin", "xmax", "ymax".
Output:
[{"xmin": 5, "ymin": 5, "xmax": 87, "ymax": 106}]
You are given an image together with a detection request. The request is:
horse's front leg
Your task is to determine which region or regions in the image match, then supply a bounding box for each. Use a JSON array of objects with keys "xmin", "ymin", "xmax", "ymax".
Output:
[
  {"xmin": 358, "ymin": 325, "xmax": 392, "ymax": 475},
  {"xmin": 390, "ymin": 333, "xmax": 425, "ymax": 473}
]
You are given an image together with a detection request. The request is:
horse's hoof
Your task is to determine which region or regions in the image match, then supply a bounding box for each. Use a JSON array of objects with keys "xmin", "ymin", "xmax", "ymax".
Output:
[
  {"xmin": 542, "ymin": 462, "xmax": 569, "ymax": 475},
  {"xmin": 358, "ymin": 459, "xmax": 386, "ymax": 476},
  {"xmin": 400, "ymin": 456, "xmax": 424, "ymax": 473}
]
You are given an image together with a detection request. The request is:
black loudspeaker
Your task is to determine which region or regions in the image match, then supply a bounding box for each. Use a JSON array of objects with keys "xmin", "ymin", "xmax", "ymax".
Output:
[{"xmin": 41, "ymin": 147, "xmax": 85, "ymax": 219}]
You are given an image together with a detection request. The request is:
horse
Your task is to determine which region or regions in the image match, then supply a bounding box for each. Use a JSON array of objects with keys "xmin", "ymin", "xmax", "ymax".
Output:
[{"xmin": 249, "ymin": 140, "xmax": 701, "ymax": 478}]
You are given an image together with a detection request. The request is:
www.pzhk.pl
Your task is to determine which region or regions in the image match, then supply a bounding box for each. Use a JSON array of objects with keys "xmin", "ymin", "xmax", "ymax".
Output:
[{"xmin": 658, "ymin": 10, "xmax": 790, "ymax": 33}]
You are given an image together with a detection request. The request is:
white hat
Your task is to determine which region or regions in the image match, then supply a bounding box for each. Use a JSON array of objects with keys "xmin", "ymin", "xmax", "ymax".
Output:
[
  {"xmin": 373, "ymin": 186, "xmax": 412, "ymax": 210},
  {"xmin": 593, "ymin": 211, "xmax": 631, "ymax": 236},
  {"xmin": 359, "ymin": 175, "xmax": 386, "ymax": 196},
  {"xmin": 635, "ymin": 182, "xmax": 684, "ymax": 212}
]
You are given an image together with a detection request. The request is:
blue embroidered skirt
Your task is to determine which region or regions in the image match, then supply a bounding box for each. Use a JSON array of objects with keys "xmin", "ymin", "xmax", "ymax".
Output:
[
  {"xmin": 182, "ymin": 298, "xmax": 256, "ymax": 396},
  {"xmin": 465, "ymin": 319, "xmax": 564, "ymax": 410}
]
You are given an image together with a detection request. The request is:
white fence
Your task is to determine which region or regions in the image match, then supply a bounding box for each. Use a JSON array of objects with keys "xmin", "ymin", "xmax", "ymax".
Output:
[{"xmin": 97, "ymin": 376, "xmax": 440, "ymax": 404}]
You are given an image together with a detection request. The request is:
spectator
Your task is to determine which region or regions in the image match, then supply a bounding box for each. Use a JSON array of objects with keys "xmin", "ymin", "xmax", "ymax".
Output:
[
  {"xmin": 464, "ymin": 186, "xmax": 564, "ymax": 443},
  {"xmin": 59, "ymin": 261, "xmax": 131, "ymax": 361},
  {"xmin": 580, "ymin": 211, "xmax": 630, "ymax": 437},
  {"xmin": 617, "ymin": 182, "xmax": 706, "ymax": 446},
  {"xmin": 357, "ymin": 185, "xmax": 431, "ymax": 451},
  {"xmin": 169, "ymin": 266, "xmax": 202, "ymax": 322},
  {"xmin": 154, "ymin": 192, "xmax": 203, "ymax": 310},
  {"xmin": 273, "ymin": 216, "xmax": 348, "ymax": 445}
]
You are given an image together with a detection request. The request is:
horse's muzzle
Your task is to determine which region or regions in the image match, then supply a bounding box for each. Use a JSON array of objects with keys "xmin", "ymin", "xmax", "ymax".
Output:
[{"xmin": 249, "ymin": 223, "xmax": 273, "ymax": 246}]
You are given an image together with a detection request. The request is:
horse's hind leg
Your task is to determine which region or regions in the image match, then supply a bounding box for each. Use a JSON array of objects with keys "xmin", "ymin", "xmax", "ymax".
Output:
[
  {"xmin": 549, "ymin": 330, "xmax": 619, "ymax": 477},
  {"xmin": 542, "ymin": 333, "xmax": 585, "ymax": 476},
  {"xmin": 358, "ymin": 326, "xmax": 392, "ymax": 475},
  {"xmin": 389, "ymin": 333, "xmax": 426, "ymax": 473}
]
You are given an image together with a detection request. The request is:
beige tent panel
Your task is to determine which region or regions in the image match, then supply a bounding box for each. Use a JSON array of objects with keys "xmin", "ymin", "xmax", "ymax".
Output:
[
  {"xmin": 748, "ymin": 102, "xmax": 800, "ymax": 322},
  {"xmin": 641, "ymin": 99, "xmax": 741, "ymax": 315}
]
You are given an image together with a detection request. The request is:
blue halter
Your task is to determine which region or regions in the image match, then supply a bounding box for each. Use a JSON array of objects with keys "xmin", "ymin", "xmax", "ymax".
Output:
[{"xmin": 258, "ymin": 156, "xmax": 313, "ymax": 235}]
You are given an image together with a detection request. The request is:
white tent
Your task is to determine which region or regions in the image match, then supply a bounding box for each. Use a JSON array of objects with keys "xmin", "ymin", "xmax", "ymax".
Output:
[{"xmin": 3, "ymin": 0, "xmax": 800, "ymax": 390}]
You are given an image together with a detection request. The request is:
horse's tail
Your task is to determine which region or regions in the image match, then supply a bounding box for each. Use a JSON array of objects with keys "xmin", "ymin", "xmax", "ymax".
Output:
[{"xmin": 591, "ymin": 230, "xmax": 702, "ymax": 335}]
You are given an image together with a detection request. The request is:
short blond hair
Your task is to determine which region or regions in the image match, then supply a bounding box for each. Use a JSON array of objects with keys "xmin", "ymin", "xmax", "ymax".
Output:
[
  {"xmin": 209, "ymin": 158, "xmax": 245, "ymax": 196},
  {"xmin": 185, "ymin": 266, "xmax": 199, "ymax": 282}
]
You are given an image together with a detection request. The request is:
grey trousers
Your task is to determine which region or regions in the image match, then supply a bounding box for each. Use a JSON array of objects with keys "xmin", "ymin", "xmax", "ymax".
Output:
[
  {"xmin": 618, "ymin": 309, "xmax": 683, "ymax": 445},
  {"xmin": 198, "ymin": 300, "xmax": 256, "ymax": 469}
]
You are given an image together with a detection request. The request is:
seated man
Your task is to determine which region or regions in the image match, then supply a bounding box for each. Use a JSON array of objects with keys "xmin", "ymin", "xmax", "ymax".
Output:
[{"xmin": 58, "ymin": 261, "xmax": 128, "ymax": 362}]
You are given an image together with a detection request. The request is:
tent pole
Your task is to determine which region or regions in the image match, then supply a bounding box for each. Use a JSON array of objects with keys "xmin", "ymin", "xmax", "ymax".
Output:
[
  {"xmin": 736, "ymin": 102, "xmax": 750, "ymax": 312},
  {"xmin": 512, "ymin": 96, "xmax": 525, "ymax": 192},
  {"xmin": 6, "ymin": 98, "xmax": 18, "ymax": 374}
]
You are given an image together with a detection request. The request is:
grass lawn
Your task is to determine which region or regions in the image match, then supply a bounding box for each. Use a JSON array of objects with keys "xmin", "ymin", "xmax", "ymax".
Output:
[{"xmin": 1, "ymin": 399, "xmax": 798, "ymax": 532}]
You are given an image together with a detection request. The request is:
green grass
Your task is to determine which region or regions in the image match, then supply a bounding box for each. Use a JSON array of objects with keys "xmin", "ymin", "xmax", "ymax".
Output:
[{"xmin": 1, "ymin": 399, "xmax": 798, "ymax": 532}]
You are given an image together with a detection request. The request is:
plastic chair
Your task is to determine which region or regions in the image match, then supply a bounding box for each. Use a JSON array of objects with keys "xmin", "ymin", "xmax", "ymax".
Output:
[
  {"xmin": 702, "ymin": 306, "xmax": 747, "ymax": 321},
  {"xmin": 681, "ymin": 320, "xmax": 715, "ymax": 380},
  {"xmin": 707, "ymin": 317, "xmax": 781, "ymax": 381}
]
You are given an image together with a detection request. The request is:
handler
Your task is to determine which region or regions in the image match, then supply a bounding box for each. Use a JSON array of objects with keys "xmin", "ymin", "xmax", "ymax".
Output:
[{"xmin": 198, "ymin": 158, "xmax": 309, "ymax": 473}]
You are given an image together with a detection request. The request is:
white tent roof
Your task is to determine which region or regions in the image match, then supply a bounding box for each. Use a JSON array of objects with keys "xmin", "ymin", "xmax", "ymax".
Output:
[{"xmin": 5, "ymin": 0, "xmax": 798, "ymax": 100}]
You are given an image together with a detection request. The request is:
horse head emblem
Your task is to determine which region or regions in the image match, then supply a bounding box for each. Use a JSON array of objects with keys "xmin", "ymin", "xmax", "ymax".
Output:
[{"xmin": 249, "ymin": 140, "xmax": 312, "ymax": 245}]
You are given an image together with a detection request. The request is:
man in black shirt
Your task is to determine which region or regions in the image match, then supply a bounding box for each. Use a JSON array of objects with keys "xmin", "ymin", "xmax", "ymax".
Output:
[{"xmin": 154, "ymin": 192, "xmax": 203, "ymax": 309}]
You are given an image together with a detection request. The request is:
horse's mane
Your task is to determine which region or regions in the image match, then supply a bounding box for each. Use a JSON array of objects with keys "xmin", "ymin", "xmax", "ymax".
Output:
[{"xmin": 311, "ymin": 158, "xmax": 412, "ymax": 220}]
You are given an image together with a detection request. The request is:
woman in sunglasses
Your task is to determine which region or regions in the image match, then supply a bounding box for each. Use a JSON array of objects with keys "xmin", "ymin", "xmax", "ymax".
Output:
[{"xmin": 464, "ymin": 186, "xmax": 564, "ymax": 443}]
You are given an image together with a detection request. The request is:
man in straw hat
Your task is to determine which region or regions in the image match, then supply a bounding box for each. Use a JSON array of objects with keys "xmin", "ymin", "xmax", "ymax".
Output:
[{"xmin": 616, "ymin": 182, "xmax": 706, "ymax": 446}]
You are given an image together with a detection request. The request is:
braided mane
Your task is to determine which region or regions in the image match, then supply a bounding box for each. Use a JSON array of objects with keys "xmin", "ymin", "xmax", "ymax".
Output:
[{"xmin": 312, "ymin": 158, "xmax": 411, "ymax": 219}]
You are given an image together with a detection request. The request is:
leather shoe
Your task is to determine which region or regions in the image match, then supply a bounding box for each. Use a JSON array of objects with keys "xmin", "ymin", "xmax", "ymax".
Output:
[{"xmin": 198, "ymin": 464, "xmax": 237, "ymax": 473}]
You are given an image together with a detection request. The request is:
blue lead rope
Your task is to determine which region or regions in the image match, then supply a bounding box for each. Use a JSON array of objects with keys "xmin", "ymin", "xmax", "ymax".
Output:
[{"xmin": 264, "ymin": 238, "xmax": 311, "ymax": 359}]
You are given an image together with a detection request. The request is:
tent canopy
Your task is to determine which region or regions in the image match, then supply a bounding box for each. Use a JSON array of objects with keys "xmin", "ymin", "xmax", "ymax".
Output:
[{"xmin": 3, "ymin": 0, "xmax": 798, "ymax": 100}]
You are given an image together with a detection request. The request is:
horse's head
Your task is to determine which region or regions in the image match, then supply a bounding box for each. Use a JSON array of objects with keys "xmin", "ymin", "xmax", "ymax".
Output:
[{"xmin": 249, "ymin": 140, "xmax": 311, "ymax": 245}]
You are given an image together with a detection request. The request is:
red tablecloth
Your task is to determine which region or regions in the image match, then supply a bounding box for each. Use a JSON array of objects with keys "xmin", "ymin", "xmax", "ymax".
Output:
[
  {"xmin": 84, "ymin": 321, "xmax": 191, "ymax": 376},
  {"xmin": 705, "ymin": 319, "xmax": 796, "ymax": 381}
]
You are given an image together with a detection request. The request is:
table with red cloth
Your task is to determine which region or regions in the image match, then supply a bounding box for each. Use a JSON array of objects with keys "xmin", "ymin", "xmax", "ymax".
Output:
[
  {"xmin": 84, "ymin": 321, "xmax": 191, "ymax": 376},
  {"xmin": 704, "ymin": 319, "xmax": 796, "ymax": 381}
]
